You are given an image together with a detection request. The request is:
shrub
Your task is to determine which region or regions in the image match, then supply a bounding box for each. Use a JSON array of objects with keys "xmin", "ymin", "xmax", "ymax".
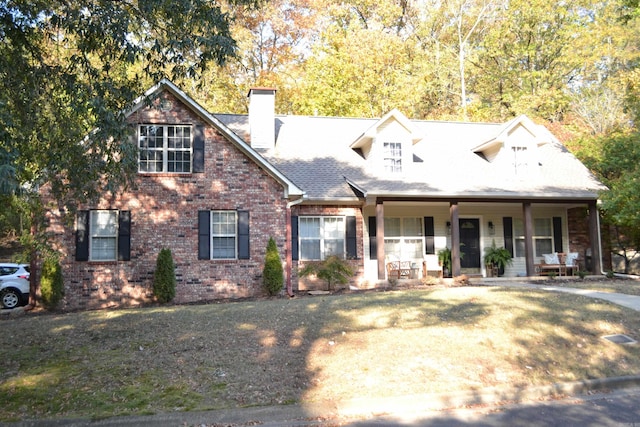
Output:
[
  {"xmin": 263, "ymin": 237, "xmax": 284, "ymax": 296},
  {"xmin": 298, "ymin": 256, "xmax": 354, "ymax": 291},
  {"xmin": 153, "ymin": 248, "xmax": 176, "ymax": 303},
  {"xmin": 40, "ymin": 256, "xmax": 64, "ymax": 309}
]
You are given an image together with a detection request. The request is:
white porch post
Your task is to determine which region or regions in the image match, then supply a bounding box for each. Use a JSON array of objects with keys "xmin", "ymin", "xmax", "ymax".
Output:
[
  {"xmin": 588, "ymin": 201, "xmax": 602, "ymax": 274},
  {"xmin": 376, "ymin": 200, "xmax": 386, "ymax": 280},
  {"xmin": 523, "ymin": 202, "xmax": 535, "ymax": 276},
  {"xmin": 450, "ymin": 202, "xmax": 461, "ymax": 277}
]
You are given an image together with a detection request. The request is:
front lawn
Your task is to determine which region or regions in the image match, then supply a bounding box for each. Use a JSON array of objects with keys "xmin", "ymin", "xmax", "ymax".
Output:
[{"xmin": 1, "ymin": 284, "xmax": 640, "ymax": 422}]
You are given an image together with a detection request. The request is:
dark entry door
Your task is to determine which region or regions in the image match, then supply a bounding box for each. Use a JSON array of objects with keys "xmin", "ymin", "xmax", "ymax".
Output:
[{"xmin": 459, "ymin": 219, "xmax": 480, "ymax": 269}]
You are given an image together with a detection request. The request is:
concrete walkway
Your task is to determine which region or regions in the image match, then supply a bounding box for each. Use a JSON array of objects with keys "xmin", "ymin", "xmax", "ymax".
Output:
[{"xmin": 495, "ymin": 281, "xmax": 640, "ymax": 311}]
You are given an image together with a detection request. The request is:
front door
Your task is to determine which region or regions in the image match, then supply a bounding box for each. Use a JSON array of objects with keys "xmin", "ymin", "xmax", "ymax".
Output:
[{"xmin": 459, "ymin": 219, "xmax": 480, "ymax": 269}]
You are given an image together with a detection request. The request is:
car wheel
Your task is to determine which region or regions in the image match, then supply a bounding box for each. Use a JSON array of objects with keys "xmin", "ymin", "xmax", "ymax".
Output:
[{"xmin": 1, "ymin": 289, "xmax": 22, "ymax": 309}]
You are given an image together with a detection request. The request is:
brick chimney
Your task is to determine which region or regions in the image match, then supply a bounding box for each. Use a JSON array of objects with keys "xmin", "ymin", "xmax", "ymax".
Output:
[{"xmin": 248, "ymin": 87, "xmax": 276, "ymax": 149}]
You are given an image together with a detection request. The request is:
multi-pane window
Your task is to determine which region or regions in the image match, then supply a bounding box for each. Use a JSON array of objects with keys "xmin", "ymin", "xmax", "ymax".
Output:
[
  {"xmin": 139, "ymin": 125, "xmax": 192, "ymax": 173},
  {"xmin": 90, "ymin": 210, "xmax": 118, "ymax": 261},
  {"xmin": 511, "ymin": 146, "xmax": 528, "ymax": 175},
  {"xmin": 211, "ymin": 211, "xmax": 237, "ymax": 259},
  {"xmin": 384, "ymin": 217, "xmax": 424, "ymax": 260},
  {"xmin": 299, "ymin": 217, "xmax": 345, "ymax": 260},
  {"xmin": 514, "ymin": 218, "xmax": 553, "ymax": 257},
  {"xmin": 383, "ymin": 142, "xmax": 402, "ymax": 173}
]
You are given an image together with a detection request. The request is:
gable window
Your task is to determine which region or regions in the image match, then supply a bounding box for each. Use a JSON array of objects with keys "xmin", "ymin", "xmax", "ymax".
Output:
[
  {"xmin": 384, "ymin": 217, "xmax": 423, "ymax": 260},
  {"xmin": 511, "ymin": 146, "xmax": 528, "ymax": 175},
  {"xmin": 76, "ymin": 210, "xmax": 131, "ymax": 262},
  {"xmin": 514, "ymin": 218, "xmax": 553, "ymax": 257},
  {"xmin": 299, "ymin": 217, "xmax": 345, "ymax": 260},
  {"xmin": 139, "ymin": 124, "xmax": 192, "ymax": 173},
  {"xmin": 383, "ymin": 142, "xmax": 402, "ymax": 173},
  {"xmin": 198, "ymin": 210, "xmax": 250, "ymax": 260}
]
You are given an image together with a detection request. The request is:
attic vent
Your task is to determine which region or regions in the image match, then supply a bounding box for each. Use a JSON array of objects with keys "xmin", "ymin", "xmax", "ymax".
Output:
[{"xmin": 603, "ymin": 334, "xmax": 637, "ymax": 345}]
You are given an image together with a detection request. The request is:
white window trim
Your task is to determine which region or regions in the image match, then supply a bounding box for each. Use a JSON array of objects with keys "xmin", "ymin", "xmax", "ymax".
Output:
[
  {"xmin": 299, "ymin": 216, "xmax": 346, "ymax": 261},
  {"xmin": 211, "ymin": 210, "xmax": 237, "ymax": 260},
  {"xmin": 384, "ymin": 217, "xmax": 424, "ymax": 261},
  {"xmin": 89, "ymin": 210, "xmax": 118, "ymax": 262},
  {"xmin": 383, "ymin": 141, "xmax": 402, "ymax": 174},
  {"xmin": 138, "ymin": 124, "xmax": 193, "ymax": 173},
  {"xmin": 514, "ymin": 218, "xmax": 554, "ymax": 258}
]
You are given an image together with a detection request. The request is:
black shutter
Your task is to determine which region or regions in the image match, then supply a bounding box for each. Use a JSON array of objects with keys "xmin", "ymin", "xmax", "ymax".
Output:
[
  {"xmin": 193, "ymin": 125, "xmax": 205, "ymax": 173},
  {"xmin": 76, "ymin": 210, "xmax": 89, "ymax": 261},
  {"xmin": 503, "ymin": 217, "xmax": 513, "ymax": 257},
  {"xmin": 117, "ymin": 211, "xmax": 131, "ymax": 261},
  {"xmin": 291, "ymin": 216, "xmax": 299, "ymax": 261},
  {"xmin": 368, "ymin": 216, "xmax": 377, "ymax": 259},
  {"xmin": 424, "ymin": 216, "xmax": 435, "ymax": 254},
  {"xmin": 553, "ymin": 217, "xmax": 563, "ymax": 253},
  {"xmin": 238, "ymin": 210, "xmax": 250, "ymax": 259},
  {"xmin": 198, "ymin": 210, "xmax": 210, "ymax": 260},
  {"xmin": 346, "ymin": 216, "xmax": 357, "ymax": 259}
]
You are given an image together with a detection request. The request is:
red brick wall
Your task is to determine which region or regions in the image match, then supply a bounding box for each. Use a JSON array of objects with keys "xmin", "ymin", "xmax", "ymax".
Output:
[
  {"xmin": 567, "ymin": 207, "xmax": 612, "ymax": 272},
  {"xmin": 46, "ymin": 92, "xmax": 289, "ymax": 310},
  {"xmin": 291, "ymin": 205, "xmax": 364, "ymax": 291}
]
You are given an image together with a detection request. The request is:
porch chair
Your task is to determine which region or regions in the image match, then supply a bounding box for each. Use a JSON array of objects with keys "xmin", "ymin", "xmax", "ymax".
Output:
[
  {"xmin": 386, "ymin": 255, "xmax": 412, "ymax": 279},
  {"xmin": 565, "ymin": 252, "xmax": 580, "ymax": 275},
  {"xmin": 422, "ymin": 254, "xmax": 443, "ymax": 278}
]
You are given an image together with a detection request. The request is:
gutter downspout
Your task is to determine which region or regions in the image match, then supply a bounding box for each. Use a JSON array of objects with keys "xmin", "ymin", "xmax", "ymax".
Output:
[
  {"xmin": 286, "ymin": 197, "xmax": 305, "ymax": 297},
  {"xmin": 597, "ymin": 207, "xmax": 605, "ymax": 276}
]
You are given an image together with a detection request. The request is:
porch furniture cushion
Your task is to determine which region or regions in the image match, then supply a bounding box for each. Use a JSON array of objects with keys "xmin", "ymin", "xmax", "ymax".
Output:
[
  {"xmin": 543, "ymin": 252, "xmax": 560, "ymax": 265},
  {"xmin": 566, "ymin": 252, "xmax": 579, "ymax": 266}
]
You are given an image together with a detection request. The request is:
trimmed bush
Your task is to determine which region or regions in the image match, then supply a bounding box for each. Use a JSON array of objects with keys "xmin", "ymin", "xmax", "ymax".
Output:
[
  {"xmin": 40, "ymin": 256, "xmax": 64, "ymax": 309},
  {"xmin": 263, "ymin": 237, "xmax": 284, "ymax": 296},
  {"xmin": 153, "ymin": 248, "xmax": 176, "ymax": 303},
  {"xmin": 298, "ymin": 256, "xmax": 354, "ymax": 291}
]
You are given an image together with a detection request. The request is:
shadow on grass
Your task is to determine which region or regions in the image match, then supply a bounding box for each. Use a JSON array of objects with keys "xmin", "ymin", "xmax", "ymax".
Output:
[{"xmin": 2, "ymin": 285, "xmax": 640, "ymax": 423}]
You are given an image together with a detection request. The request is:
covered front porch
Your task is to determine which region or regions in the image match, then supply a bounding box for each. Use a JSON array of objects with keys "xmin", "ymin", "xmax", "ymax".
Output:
[{"xmin": 362, "ymin": 198, "xmax": 603, "ymax": 282}]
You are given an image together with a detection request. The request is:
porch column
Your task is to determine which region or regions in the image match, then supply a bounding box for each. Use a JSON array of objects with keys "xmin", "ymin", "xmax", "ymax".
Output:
[
  {"xmin": 588, "ymin": 201, "xmax": 602, "ymax": 274},
  {"xmin": 285, "ymin": 204, "xmax": 294, "ymax": 297},
  {"xmin": 376, "ymin": 200, "xmax": 386, "ymax": 280},
  {"xmin": 523, "ymin": 202, "xmax": 535, "ymax": 276},
  {"xmin": 450, "ymin": 202, "xmax": 461, "ymax": 277}
]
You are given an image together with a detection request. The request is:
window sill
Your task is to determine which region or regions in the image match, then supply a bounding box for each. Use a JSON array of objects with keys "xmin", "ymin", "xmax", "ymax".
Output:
[{"xmin": 138, "ymin": 173, "xmax": 193, "ymax": 177}]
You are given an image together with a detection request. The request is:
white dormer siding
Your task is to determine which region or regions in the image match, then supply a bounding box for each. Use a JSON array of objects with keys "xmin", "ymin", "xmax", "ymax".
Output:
[
  {"xmin": 374, "ymin": 120, "xmax": 413, "ymax": 176},
  {"xmin": 248, "ymin": 88, "xmax": 276, "ymax": 149},
  {"xmin": 473, "ymin": 117, "xmax": 545, "ymax": 178},
  {"xmin": 350, "ymin": 109, "xmax": 423, "ymax": 178}
]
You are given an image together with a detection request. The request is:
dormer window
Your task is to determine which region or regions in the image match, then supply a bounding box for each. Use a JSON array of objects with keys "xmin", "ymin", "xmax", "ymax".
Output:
[
  {"xmin": 384, "ymin": 142, "xmax": 402, "ymax": 174},
  {"xmin": 511, "ymin": 145, "xmax": 529, "ymax": 175}
]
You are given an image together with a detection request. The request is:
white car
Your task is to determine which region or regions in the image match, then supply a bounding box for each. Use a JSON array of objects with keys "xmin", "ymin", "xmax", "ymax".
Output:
[{"xmin": 0, "ymin": 263, "xmax": 30, "ymax": 309}]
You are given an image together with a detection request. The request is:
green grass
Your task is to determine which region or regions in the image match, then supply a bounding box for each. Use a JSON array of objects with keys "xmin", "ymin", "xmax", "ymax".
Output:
[{"xmin": 1, "ymin": 283, "xmax": 640, "ymax": 422}]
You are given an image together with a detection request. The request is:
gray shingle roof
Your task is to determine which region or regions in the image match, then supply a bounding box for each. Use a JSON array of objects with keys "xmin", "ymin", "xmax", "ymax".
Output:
[{"xmin": 215, "ymin": 113, "xmax": 606, "ymax": 202}]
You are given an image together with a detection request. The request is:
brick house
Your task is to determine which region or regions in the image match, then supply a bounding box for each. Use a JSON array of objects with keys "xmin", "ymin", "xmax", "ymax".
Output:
[{"xmin": 44, "ymin": 80, "xmax": 607, "ymax": 310}]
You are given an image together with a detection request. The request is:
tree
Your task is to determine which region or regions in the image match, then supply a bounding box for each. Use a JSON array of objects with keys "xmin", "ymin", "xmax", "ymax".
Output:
[
  {"xmin": 40, "ymin": 256, "xmax": 64, "ymax": 310},
  {"xmin": 0, "ymin": 0, "xmax": 256, "ymax": 304},
  {"xmin": 577, "ymin": 132, "xmax": 640, "ymax": 273},
  {"xmin": 263, "ymin": 237, "xmax": 284, "ymax": 296},
  {"xmin": 298, "ymin": 256, "xmax": 354, "ymax": 291},
  {"xmin": 153, "ymin": 248, "xmax": 176, "ymax": 303},
  {"xmin": 471, "ymin": 0, "xmax": 595, "ymax": 121}
]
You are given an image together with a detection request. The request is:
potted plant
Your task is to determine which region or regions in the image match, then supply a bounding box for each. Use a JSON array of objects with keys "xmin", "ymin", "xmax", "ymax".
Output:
[
  {"xmin": 437, "ymin": 248, "xmax": 452, "ymax": 278},
  {"xmin": 483, "ymin": 240, "xmax": 513, "ymax": 277}
]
